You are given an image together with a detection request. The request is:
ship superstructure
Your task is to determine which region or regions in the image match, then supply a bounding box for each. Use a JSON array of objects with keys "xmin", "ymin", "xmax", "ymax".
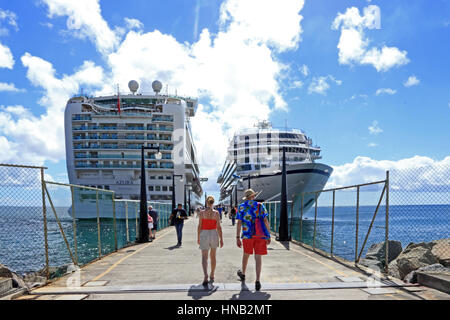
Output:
[
  {"xmin": 64, "ymin": 80, "xmax": 202, "ymax": 217},
  {"xmin": 217, "ymin": 120, "xmax": 332, "ymax": 211}
]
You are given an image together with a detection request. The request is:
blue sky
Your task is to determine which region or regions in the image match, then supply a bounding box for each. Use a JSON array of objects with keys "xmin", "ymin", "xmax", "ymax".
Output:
[{"xmin": 0, "ymin": 0, "xmax": 449, "ymax": 202}]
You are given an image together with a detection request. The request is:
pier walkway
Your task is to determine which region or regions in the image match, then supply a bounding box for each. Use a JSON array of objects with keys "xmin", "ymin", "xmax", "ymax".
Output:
[{"xmin": 22, "ymin": 217, "xmax": 449, "ymax": 300}]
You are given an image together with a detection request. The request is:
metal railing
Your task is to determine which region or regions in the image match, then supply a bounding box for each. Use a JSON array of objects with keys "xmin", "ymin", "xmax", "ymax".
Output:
[
  {"xmin": 0, "ymin": 163, "xmax": 173, "ymax": 281},
  {"xmin": 293, "ymin": 172, "xmax": 389, "ymax": 272}
]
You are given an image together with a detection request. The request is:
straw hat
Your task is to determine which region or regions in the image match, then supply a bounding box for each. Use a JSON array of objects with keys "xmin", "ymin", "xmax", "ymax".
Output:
[{"xmin": 242, "ymin": 188, "xmax": 262, "ymax": 200}]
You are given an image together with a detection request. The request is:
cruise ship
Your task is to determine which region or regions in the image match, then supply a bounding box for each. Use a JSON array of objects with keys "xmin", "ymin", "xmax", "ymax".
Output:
[
  {"xmin": 217, "ymin": 120, "xmax": 333, "ymax": 214},
  {"xmin": 64, "ymin": 80, "xmax": 203, "ymax": 218}
]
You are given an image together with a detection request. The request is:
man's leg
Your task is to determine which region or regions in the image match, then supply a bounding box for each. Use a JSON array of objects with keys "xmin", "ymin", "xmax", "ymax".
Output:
[
  {"xmin": 178, "ymin": 222, "xmax": 184, "ymax": 244},
  {"xmin": 176, "ymin": 224, "xmax": 182, "ymax": 244},
  {"xmin": 241, "ymin": 253, "xmax": 250, "ymax": 276},
  {"xmin": 254, "ymin": 254, "xmax": 262, "ymax": 282}
]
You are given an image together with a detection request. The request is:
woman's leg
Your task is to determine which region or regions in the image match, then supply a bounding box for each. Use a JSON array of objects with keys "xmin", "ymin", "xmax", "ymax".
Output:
[
  {"xmin": 201, "ymin": 250, "xmax": 209, "ymax": 281},
  {"xmin": 209, "ymin": 248, "xmax": 217, "ymax": 279}
]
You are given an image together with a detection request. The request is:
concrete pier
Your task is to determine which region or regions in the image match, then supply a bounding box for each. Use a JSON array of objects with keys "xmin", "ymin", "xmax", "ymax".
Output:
[{"xmin": 20, "ymin": 217, "xmax": 450, "ymax": 300}]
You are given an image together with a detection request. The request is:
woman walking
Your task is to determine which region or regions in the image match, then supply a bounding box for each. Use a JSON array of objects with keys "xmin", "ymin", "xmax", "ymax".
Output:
[{"xmin": 198, "ymin": 195, "xmax": 223, "ymax": 286}]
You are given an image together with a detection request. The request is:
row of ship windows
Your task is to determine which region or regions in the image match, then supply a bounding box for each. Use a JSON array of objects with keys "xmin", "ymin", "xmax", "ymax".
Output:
[
  {"xmin": 73, "ymin": 134, "xmax": 172, "ymax": 141},
  {"xmin": 230, "ymin": 148, "xmax": 321, "ymax": 156},
  {"xmin": 72, "ymin": 125, "xmax": 174, "ymax": 131},
  {"xmin": 72, "ymin": 114, "xmax": 174, "ymax": 122},
  {"xmin": 238, "ymin": 133, "xmax": 305, "ymax": 141},
  {"xmin": 73, "ymin": 144, "xmax": 174, "ymax": 150},
  {"xmin": 75, "ymin": 162, "xmax": 175, "ymax": 169},
  {"xmin": 75, "ymin": 153, "xmax": 172, "ymax": 159}
]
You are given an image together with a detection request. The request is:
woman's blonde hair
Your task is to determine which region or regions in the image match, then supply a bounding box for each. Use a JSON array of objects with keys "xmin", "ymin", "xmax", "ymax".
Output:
[{"xmin": 206, "ymin": 195, "xmax": 215, "ymax": 205}]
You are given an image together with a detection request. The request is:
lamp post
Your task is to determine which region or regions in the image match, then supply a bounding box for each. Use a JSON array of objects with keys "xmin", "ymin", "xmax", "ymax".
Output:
[
  {"xmin": 188, "ymin": 185, "xmax": 192, "ymax": 216},
  {"xmin": 184, "ymin": 184, "xmax": 192, "ymax": 214},
  {"xmin": 138, "ymin": 145, "xmax": 162, "ymax": 243},
  {"xmin": 172, "ymin": 173, "xmax": 183, "ymax": 211},
  {"xmin": 277, "ymin": 146, "xmax": 290, "ymax": 241}
]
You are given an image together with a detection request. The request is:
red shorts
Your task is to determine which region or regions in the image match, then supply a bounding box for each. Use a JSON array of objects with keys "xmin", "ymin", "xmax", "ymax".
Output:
[{"xmin": 242, "ymin": 237, "xmax": 267, "ymax": 255}]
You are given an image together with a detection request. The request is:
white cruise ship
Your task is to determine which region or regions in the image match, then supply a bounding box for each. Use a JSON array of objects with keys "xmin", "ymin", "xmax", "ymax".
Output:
[
  {"xmin": 64, "ymin": 80, "xmax": 203, "ymax": 218},
  {"xmin": 217, "ymin": 120, "xmax": 332, "ymax": 214}
]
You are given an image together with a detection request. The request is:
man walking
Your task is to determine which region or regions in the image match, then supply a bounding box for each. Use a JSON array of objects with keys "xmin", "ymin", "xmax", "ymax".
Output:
[
  {"xmin": 230, "ymin": 206, "xmax": 237, "ymax": 226},
  {"xmin": 236, "ymin": 189, "xmax": 271, "ymax": 291},
  {"xmin": 170, "ymin": 203, "xmax": 188, "ymax": 246}
]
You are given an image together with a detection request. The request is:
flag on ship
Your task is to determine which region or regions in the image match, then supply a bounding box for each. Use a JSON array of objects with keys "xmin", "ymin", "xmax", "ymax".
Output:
[{"xmin": 117, "ymin": 84, "xmax": 121, "ymax": 114}]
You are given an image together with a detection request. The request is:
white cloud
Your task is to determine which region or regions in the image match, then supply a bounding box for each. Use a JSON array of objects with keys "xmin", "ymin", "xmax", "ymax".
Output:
[
  {"xmin": 0, "ymin": 9, "xmax": 18, "ymax": 33},
  {"xmin": 332, "ymin": 5, "xmax": 409, "ymax": 72},
  {"xmin": 40, "ymin": 21, "xmax": 54, "ymax": 29},
  {"xmin": 0, "ymin": 54, "xmax": 104, "ymax": 165},
  {"xmin": 42, "ymin": 0, "xmax": 119, "ymax": 54},
  {"xmin": 219, "ymin": 0, "xmax": 304, "ymax": 53},
  {"xmin": 375, "ymin": 88, "xmax": 396, "ymax": 95},
  {"xmin": 403, "ymin": 75, "xmax": 420, "ymax": 87},
  {"xmin": 326, "ymin": 155, "xmax": 450, "ymax": 193},
  {"xmin": 368, "ymin": 120, "xmax": 383, "ymax": 135},
  {"xmin": 124, "ymin": 18, "xmax": 143, "ymax": 31},
  {"xmin": 0, "ymin": 82, "xmax": 24, "ymax": 92},
  {"xmin": 0, "ymin": 42, "xmax": 14, "ymax": 68},
  {"xmin": 3, "ymin": 0, "xmax": 305, "ymax": 196},
  {"xmin": 368, "ymin": 142, "xmax": 377, "ymax": 147},
  {"xmin": 300, "ymin": 64, "xmax": 309, "ymax": 76},
  {"xmin": 308, "ymin": 75, "xmax": 342, "ymax": 95}
]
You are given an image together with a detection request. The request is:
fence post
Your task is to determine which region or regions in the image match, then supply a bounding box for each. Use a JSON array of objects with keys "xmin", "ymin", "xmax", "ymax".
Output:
[
  {"xmin": 289, "ymin": 199, "xmax": 294, "ymax": 240},
  {"xmin": 96, "ymin": 190, "xmax": 101, "ymax": 258},
  {"xmin": 41, "ymin": 168, "xmax": 49, "ymax": 279},
  {"xmin": 300, "ymin": 194, "xmax": 304, "ymax": 243},
  {"xmin": 331, "ymin": 190, "xmax": 335, "ymax": 257},
  {"xmin": 355, "ymin": 186, "xmax": 360, "ymax": 263},
  {"xmin": 125, "ymin": 201, "xmax": 129, "ymax": 243},
  {"xmin": 313, "ymin": 192, "xmax": 318, "ymax": 250},
  {"xmin": 385, "ymin": 171, "xmax": 390, "ymax": 274},
  {"xmin": 135, "ymin": 204, "xmax": 138, "ymax": 238},
  {"xmin": 71, "ymin": 186, "xmax": 78, "ymax": 265},
  {"xmin": 112, "ymin": 195, "xmax": 117, "ymax": 251}
]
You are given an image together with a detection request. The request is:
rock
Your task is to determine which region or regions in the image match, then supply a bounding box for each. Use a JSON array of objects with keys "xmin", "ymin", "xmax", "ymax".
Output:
[
  {"xmin": 365, "ymin": 240, "xmax": 403, "ymax": 266},
  {"xmin": 404, "ymin": 263, "xmax": 447, "ymax": 283},
  {"xmin": 0, "ymin": 263, "xmax": 13, "ymax": 278},
  {"xmin": 395, "ymin": 242, "xmax": 439, "ymax": 280},
  {"xmin": 431, "ymin": 238, "xmax": 450, "ymax": 267},
  {"xmin": 359, "ymin": 258, "xmax": 383, "ymax": 272},
  {"xmin": 0, "ymin": 263, "xmax": 28, "ymax": 290},
  {"xmin": 388, "ymin": 260, "xmax": 401, "ymax": 279}
]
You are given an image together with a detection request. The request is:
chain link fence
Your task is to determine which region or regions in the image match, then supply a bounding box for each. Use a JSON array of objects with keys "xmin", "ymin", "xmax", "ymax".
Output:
[
  {"xmin": 266, "ymin": 166, "xmax": 449, "ymax": 283},
  {"xmin": 0, "ymin": 163, "xmax": 173, "ymax": 287}
]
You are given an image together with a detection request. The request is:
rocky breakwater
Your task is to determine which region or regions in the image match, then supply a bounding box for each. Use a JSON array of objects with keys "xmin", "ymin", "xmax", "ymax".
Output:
[
  {"xmin": 360, "ymin": 238, "xmax": 450, "ymax": 284},
  {"xmin": 0, "ymin": 262, "xmax": 78, "ymax": 294},
  {"xmin": 388, "ymin": 238, "xmax": 450, "ymax": 283},
  {"xmin": 0, "ymin": 263, "xmax": 28, "ymax": 294}
]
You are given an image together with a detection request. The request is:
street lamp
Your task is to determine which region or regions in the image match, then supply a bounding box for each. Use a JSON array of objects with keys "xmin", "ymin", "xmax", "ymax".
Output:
[
  {"xmin": 277, "ymin": 146, "xmax": 290, "ymax": 241},
  {"xmin": 172, "ymin": 173, "xmax": 183, "ymax": 210},
  {"xmin": 138, "ymin": 145, "xmax": 162, "ymax": 243},
  {"xmin": 184, "ymin": 183, "xmax": 193, "ymax": 213}
]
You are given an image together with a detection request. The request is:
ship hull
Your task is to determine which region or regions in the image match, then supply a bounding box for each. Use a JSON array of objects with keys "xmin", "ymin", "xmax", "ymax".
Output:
[{"xmin": 234, "ymin": 162, "xmax": 333, "ymax": 216}]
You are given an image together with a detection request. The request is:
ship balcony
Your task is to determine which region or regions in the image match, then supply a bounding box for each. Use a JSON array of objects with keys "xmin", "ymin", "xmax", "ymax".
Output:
[
  {"xmin": 74, "ymin": 163, "xmax": 174, "ymax": 169},
  {"xmin": 152, "ymin": 116, "xmax": 173, "ymax": 122},
  {"xmin": 125, "ymin": 135, "xmax": 146, "ymax": 140},
  {"xmin": 72, "ymin": 116, "xmax": 92, "ymax": 121}
]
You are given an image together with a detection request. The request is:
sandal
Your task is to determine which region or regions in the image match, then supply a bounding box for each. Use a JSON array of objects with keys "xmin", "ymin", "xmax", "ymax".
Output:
[
  {"xmin": 255, "ymin": 281, "xmax": 261, "ymax": 291},
  {"xmin": 209, "ymin": 276, "xmax": 215, "ymax": 283}
]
